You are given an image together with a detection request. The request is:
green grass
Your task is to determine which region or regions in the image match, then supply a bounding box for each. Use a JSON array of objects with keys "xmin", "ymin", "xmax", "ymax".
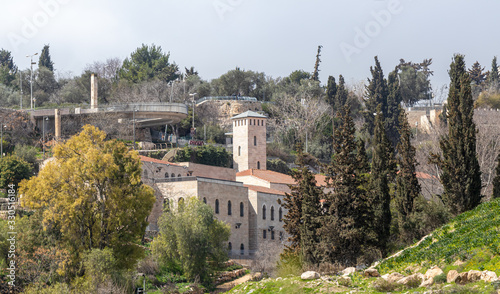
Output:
[{"xmin": 377, "ymin": 198, "xmax": 500, "ymax": 275}]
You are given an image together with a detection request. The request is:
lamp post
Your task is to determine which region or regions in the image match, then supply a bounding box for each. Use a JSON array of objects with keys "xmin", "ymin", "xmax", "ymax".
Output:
[
  {"xmin": 42, "ymin": 116, "xmax": 48, "ymax": 159},
  {"xmin": 26, "ymin": 53, "xmax": 38, "ymax": 109},
  {"xmin": 133, "ymin": 108, "xmax": 137, "ymax": 150},
  {"xmin": 0, "ymin": 122, "xmax": 4, "ymax": 159}
]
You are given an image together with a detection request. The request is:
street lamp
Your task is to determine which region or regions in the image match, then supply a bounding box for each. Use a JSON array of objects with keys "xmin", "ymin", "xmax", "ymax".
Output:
[
  {"xmin": 42, "ymin": 116, "xmax": 48, "ymax": 159},
  {"xmin": 189, "ymin": 93, "xmax": 197, "ymax": 130},
  {"xmin": 133, "ymin": 108, "xmax": 138, "ymax": 150},
  {"xmin": 26, "ymin": 53, "xmax": 38, "ymax": 109},
  {"xmin": 0, "ymin": 122, "xmax": 5, "ymax": 159}
]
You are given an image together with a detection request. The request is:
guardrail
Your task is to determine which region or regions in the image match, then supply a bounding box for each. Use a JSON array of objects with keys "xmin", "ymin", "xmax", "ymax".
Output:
[{"xmin": 196, "ymin": 96, "xmax": 258, "ymax": 104}]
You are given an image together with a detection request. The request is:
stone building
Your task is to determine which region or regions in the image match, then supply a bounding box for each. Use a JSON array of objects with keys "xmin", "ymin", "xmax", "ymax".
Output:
[{"xmin": 142, "ymin": 110, "xmax": 326, "ymax": 258}]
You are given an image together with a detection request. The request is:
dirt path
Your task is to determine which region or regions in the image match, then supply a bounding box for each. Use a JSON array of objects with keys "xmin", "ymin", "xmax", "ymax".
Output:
[{"xmin": 214, "ymin": 273, "xmax": 253, "ymax": 293}]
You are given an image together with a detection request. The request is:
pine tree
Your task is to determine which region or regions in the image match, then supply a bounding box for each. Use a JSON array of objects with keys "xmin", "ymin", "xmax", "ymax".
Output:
[
  {"xmin": 468, "ymin": 61, "xmax": 487, "ymax": 86},
  {"xmin": 335, "ymin": 75, "xmax": 349, "ymax": 109},
  {"xmin": 311, "ymin": 45, "xmax": 322, "ymax": 82},
  {"xmin": 395, "ymin": 109, "xmax": 421, "ymax": 229},
  {"xmin": 364, "ymin": 56, "xmax": 389, "ymax": 137},
  {"xmin": 320, "ymin": 105, "xmax": 375, "ymax": 265},
  {"xmin": 487, "ymin": 56, "xmax": 499, "ymax": 91},
  {"xmin": 430, "ymin": 54, "xmax": 482, "ymax": 215},
  {"xmin": 39, "ymin": 44, "xmax": 54, "ymax": 71},
  {"xmin": 492, "ymin": 152, "xmax": 500, "ymax": 199},
  {"xmin": 370, "ymin": 104, "xmax": 395, "ymax": 255},
  {"xmin": 295, "ymin": 148, "xmax": 324, "ymax": 264},
  {"xmin": 356, "ymin": 138, "xmax": 370, "ymax": 174}
]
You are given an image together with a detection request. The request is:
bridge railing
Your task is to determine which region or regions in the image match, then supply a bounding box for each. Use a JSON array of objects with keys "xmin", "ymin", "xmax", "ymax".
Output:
[{"xmin": 196, "ymin": 96, "xmax": 258, "ymax": 104}]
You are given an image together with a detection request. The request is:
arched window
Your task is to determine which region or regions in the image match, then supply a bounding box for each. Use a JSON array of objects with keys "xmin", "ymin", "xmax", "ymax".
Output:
[
  {"xmin": 279, "ymin": 207, "xmax": 283, "ymax": 222},
  {"xmin": 177, "ymin": 174, "xmax": 181, "ymax": 177},
  {"xmin": 263, "ymin": 230, "xmax": 267, "ymax": 239},
  {"xmin": 253, "ymin": 119, "xmax": 256, "ymax": 125},
  {"xmin": 215, "ymin": 199, "xmax": 219, "ymax": 214},
  {"xmin": 257, "ymin": 161, "xmax": 260, "ymax": 169},
  {"xmin": 171, "ymin": 173, "xmax": 175, "ymax": 178},
  {"xmin": 203, "ymin": 197, "xmax": 207, "ymax": 204},
  {"xmin": 249, "ymin": 119, "xmax": 252, "ymax": 125},
  {"xmin": 271, "ymin": 206, "xmax": 275, "ymax": 221},
  {"xmin": 165, "ymin": 172, "xmax": 169, "ymax": 178},
  {"xmin": 257, "ymin": 120, "xmax": 260, "ymax": 126},
  {"xmin": 238, "ymin": 146, "xmax": 241, "ymax": 156},
  {"xmin": 240, "ymin": 202, "xmax": 244, "ymax": 217},
  {"xmin": 228, "ymin": 200, "xmax": 232, "ymax": 215},
  {"xmin": 240, "ymin": 243, "xmax": 244, "ymax": 255},
  {"xmin": 254, "ymin": 136, "xmax": 257, "ymax": 146},
  {"xmin": 262, "ymin": 205, "xmax": 266, "ymax": 220},
  {"xmin": 271, "ymin": 230, "xmax": 275, "ymax": 240},
  {"xmin": 228, "ymin": 242, "xmax": 232, "ymax": 253}
]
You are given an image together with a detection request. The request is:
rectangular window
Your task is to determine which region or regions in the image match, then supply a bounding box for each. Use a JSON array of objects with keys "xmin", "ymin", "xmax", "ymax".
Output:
[
  {"xmin": 263, "ymin": 230, "xmax": 267, "ymax": 239},
  {"xmin": 271, "ymin": 230, "xmax": 275, "ymax": 240}
]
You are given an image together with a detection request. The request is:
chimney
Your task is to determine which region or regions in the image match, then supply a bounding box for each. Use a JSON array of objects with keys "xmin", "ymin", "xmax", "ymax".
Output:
[{"xmin": 91, "ymin": 73, "xmax": 98, "ymax": 109}]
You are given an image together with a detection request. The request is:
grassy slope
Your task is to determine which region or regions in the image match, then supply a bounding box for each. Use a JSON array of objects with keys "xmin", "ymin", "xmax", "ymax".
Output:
[
  {"xmin": 377, "ymin": 198, "xmax": 500, "ymax": 275},
  {"xmin": 228, "ymin": 198, "xmax": 500, "ymax": 293}
]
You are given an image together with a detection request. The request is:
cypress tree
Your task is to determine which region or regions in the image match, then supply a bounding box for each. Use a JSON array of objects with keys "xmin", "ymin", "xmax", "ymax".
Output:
[
  {"xmin": 492, "ymin": 152, "xmax": 500, "ymax": 199},
  {"xmin": 364, "ymin": 56, "xmax": 389, "ymax": 137},
  {"xmin": 39, "ymin": 44, "xmax": 54, "ymax": 71},
  {"xmin": 395, "ymin": 109, "xmax": 421, "ymax": 230},
  {"xmin": 320, "ymin": 105, "xmax": 375, "ymax": 265},
  {"xmin": 295, "ymin": 148, "xmax": 324, "ymax": 264},
  {"xmin": 430, "ymin": 54, "xmax": 482, "ymax": 215},
  {"xmin": 326, "ymin": 76, "xmax": 337, "ymax": 111},
  {"xmin": 370, "ymin": 104, "xmax": 395, "ymax": 255},
  {"xmin": 487, "ymin": 56, "xmax": 499, "ymax": 91},
  {"xmin": 386, "ymin": 70, "xmax": 403, "ymax": 147}
]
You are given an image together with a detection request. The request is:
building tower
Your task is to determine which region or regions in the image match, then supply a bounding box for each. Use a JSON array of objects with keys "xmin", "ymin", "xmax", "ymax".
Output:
[{"xmin": 232, "ymin": 110, "xmax": 267, "ymax": 172}]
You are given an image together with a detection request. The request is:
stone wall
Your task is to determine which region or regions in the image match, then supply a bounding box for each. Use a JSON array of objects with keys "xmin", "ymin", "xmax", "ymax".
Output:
[{"xmin": 177, "ymin": 162, "xmax": 236, "ymax": 181}]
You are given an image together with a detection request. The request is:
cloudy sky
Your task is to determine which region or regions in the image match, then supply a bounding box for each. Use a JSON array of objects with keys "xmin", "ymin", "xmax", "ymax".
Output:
[{"xmin": 1, "ymin": 0, "xmax": 499, "ymax": 100}]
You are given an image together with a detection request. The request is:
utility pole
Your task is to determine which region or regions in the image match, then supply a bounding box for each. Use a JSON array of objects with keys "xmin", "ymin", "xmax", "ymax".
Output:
[
  {"xmin": 20, "ymin": 71, "xmax": 23, "ymax": 109},
  {"xmin": 26, "ymin": 53, "xmax": 38, "ymax": 109}
]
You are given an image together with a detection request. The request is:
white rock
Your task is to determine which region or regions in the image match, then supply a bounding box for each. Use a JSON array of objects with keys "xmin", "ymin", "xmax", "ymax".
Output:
[
  {"xmin": 342, "ymin": 267, "xmax": 356, "ymax": 275},
  {"xmin": 301, "ymin": 271, "xmax": 320, "ymax": 280},
  {"xmin": 447, "ymin": 270, "xmax": 459, "ymax": 283},
  {"xmin": 481, "ymin": 270, "xmax": 498, "ymax": 282},
  {"xmin": 382, "ymin": 272, "xmax": 405, "ymax": 284},
  {"xmin": 468, "ymin": 270, "xmax": 482, "ymax": 283},
  {"xmin": 364, "ymin": 268, "xmax": 380, "ymax": 277},
  {"xmin": 424, "ymin": 266, "xmax": 444, "ymax": 280}
]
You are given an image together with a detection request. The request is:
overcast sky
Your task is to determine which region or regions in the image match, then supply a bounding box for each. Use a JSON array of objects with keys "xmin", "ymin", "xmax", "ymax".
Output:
[{"xmin": 1, "ymin": 0, "xmax": 499, "ymax": 100}]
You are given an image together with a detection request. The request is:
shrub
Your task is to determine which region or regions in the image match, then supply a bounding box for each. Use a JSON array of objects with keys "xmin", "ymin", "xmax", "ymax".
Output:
[
  {"xmin": 276, "ymin": 251, "xmax": 303, "ymax": 277},
  {"xmin": 371, "ymin": 278, "xmax": 399, "ymax": 292},
  {"xmin": 434, "ymin": 273, "xmax": 447, "ymax": 284}
]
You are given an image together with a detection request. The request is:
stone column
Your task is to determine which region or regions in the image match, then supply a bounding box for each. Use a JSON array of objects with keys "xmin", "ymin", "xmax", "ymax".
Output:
[
  {"xmin": 54, "ymin": 109, "xmax": 61, "ymax": 140},
  {"xmin": 91, "ymin": 74, "xmax": 98, "ymax": 109}
]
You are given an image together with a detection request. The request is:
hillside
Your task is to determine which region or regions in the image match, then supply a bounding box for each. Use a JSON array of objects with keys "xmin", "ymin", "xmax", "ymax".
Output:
[{"xmin": 228, "ymin": 198, "xmax": 500, "ymax": 293}]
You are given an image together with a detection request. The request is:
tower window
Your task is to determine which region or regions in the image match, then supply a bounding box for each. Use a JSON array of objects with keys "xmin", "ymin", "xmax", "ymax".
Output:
[
  {"xmin": 257, "ymin": 120, "xmax": 260, "ymax": 126},
  {"xmin": 228, "ymin": 200, "xmax": 232, "ymax": 215},
  {"xmin": 240, "ymin": 202, "xmax": 244, "ymax": 217},
  {"xmin": 262, "ymin": 205, "xmax": 266, "ymax": 220},
  {"xmin": 254, "ymin": 119, "xmax": 256, "ymax": 125},
  {"xmin": 215, "ymin": 199, "xmax": 219, "ymax": 214},
  {"xmin": 249, "ymin": 119, "xmax": 252, "ymax": 125},
  {"xmin": 254, "ymin": 136, "xmax": 257, "ymax": 146},
  {"xmin": 238, "ymin": 146, "xmax": 241, "ymax": 156},
  {"xmin": 257, "ymin": 161, "xmax": 260, "ymax": 169}
]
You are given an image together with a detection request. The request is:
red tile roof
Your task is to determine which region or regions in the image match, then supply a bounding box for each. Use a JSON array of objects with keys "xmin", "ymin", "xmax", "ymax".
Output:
[
  {"xmin": 139, "ymin": 155, "xmax": 180, "ymax": 166},
  {"xmin": 244, "ymin": 184, "xmax": 286, "ymax": 196},
  {"xmin": 237, "ymin": 169, "xmax": 326, "ymax": 187}
]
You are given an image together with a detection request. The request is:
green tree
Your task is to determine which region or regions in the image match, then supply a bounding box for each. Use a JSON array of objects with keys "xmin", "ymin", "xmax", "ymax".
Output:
[
  {"xmin": 468, "ymin": 61, "xmax": 487, "ymax": 86},
  {"xmin": 152, "ymin": 197, "xmax": 230, "ymax": 286},
  {"xmin": 174, "ymin": 145, "xmax": 231, "ymax": 167},
  {"xmin": 0, "ymin": 49, "xmax": 17, "ymax": 87},
  {"xmin": 39, "ymin": 45, "xmax": 54, "ymax": 72},
  {"xmin": 287, "ymin": 70, "xmax": 311, "ymax": 85},
  {"xmin": 119, "ymin": 44, "xmax": 179, "ymax": 84},
  {"xmin": 395, "ymin": 109, "xmax": 421, "ymax": 239},
  {"xmin": 0, "ymin": 155, "xmax": 32, "ymax": 190},
  {"xmin": 325, "ymin": 75, "xmax": 337, "ymax": 108},
  {"xmin": 293, "ymin": 148, "xmax": 324, "ymax": 264},
  {"xmin": 320, "ymin": 105, "xmax": 375, "ymax": 265},
  {"xmin": 19, "ymin": 125, "xmax": 155, "ymax": 269},
  {"xmin": 311, "ymin": 45, "xmax": 322, "ymax": 82},
  {"xmin": 363, "ymin": 56, "xmax": 389, "ymax": 137},
  {"xmin": 492, "ymin": 152, "xmax": 500, "ymax": 199},
  {"xmin": 487, "ymin": 56, "xmax": 499, "ymax": 92},
  {"xmin": 267, "ymin": 158, "xmax": 291, "ymax": 175},
  {"xmin": 386, "ymin": 70, "xmax": 403, "ymax": 147},
  {"xmin": 370, "ymin": 104, "xmax": 395, "ymax": 255},
  {"xmin": 396, "ymin": 59, "xmax": 433, "ymax": 106},
  {"xmin": 430, "ymin": 55, "xmax": 482, "ymax": 215},
  {"xmin": 210, "ymin": 68, "xmax": 268, "ymax": 99}
]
